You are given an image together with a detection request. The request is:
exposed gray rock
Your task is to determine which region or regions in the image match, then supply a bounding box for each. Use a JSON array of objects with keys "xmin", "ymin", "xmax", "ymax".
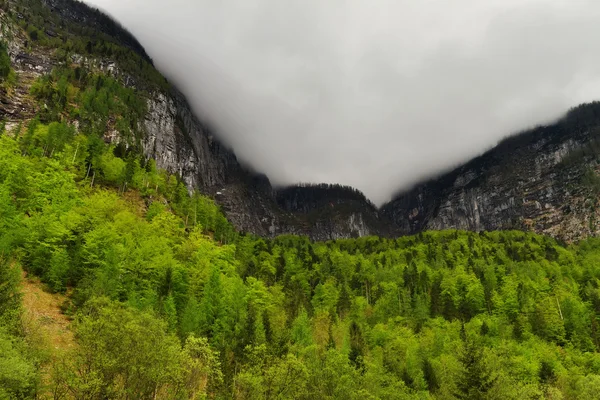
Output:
[{"xmin": 381, "ymin": 106, "xmax": 600, "ymax": 242}]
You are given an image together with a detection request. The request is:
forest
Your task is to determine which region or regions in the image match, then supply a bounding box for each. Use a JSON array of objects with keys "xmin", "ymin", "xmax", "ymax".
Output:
[
  {"xmin": 0, "ymin": 70, "xmax": 600, "ymax": 399},
  {"xmin": 4, "ymin": 115, "xmax": 600, "ymax": 399},
  {"xmin": 276, "ymin": 183, "xmax": 377, "ymax": 214}
]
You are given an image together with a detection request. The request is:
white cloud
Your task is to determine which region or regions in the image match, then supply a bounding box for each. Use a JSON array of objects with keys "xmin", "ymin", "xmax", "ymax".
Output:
[{"xmin": 85, "ymin": 0, "xmax": 600, "ymax": 204}]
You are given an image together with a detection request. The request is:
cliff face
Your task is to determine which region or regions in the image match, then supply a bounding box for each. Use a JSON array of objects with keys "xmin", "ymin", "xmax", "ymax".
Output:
[
  {"xmin": 381, "ymin": 104, "xmax": 600, "ymax": 242},
  {"xmin": 142, "ymin": 91, "xmax": 238, "ymax": 192},
  {"xmin": 148, "ymin": 88, "xmax": 600, "ymax": 242},
  {"xmin": 0, "ymin": 0, "xmax": 383, "ymax": 240},
  {"xmin": 140, "ymin": 71, "xmax": 386, "ymax": 240}
]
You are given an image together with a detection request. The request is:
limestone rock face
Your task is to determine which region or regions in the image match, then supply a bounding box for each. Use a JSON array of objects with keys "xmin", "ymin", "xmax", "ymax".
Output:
[{"xmin": 381, "ymin": 105, "xmax": 600, "ymax": 242}]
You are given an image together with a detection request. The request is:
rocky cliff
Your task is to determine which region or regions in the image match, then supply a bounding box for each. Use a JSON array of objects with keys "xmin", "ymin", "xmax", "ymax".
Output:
[{"xmin": 381, "ymin": 103, "xmax": 600, "ymax": 242}]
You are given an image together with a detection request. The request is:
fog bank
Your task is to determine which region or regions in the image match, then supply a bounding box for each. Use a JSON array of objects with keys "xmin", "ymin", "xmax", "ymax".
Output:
[{"xmin": 85, "ymin": 0, "xmax": 600, "ymax": 205}]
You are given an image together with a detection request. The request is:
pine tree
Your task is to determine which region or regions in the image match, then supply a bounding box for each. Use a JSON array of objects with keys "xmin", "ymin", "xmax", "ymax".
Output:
[
  {"xmin": 480, "ymin": 321, "xmax": 489, "ymax": 336},
  {"xmin": 336, "ymin": 282, "xmax": 351, "ymax": 318},
  {"xmin": 198, "ymin": 266, "xmax": 224, "ymax": 339},
  {"xmin": 538, "ymin": 360, "xmax": 555, "ymax": 385},
  {"xmin": 162, "ymin": 294, "xmax": 178, "ymax": 332},
  {"xmin": 180, "ymin": 297, "xmax": 201, "ymax": 338},
  {"xmin": 349, "ymin": 321, "xmax": 365, "ymax": 370},
  {"xmin": 423, "ymin": 358, "xmax": 440, "ymax": 392},
  {"xmin": 455, "ymin": 324, "xmax": 497, "ymax": 400},
  {"xmin": 327, "ymin": 322, "xmax": 336, "ymax": 350}
]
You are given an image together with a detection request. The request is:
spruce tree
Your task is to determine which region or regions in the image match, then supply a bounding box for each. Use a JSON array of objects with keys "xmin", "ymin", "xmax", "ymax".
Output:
[
  {"xmin": 456, "ymin": 324, "xmax": 497, "ymax": 400},
  {"xmin": 349, "ymin": 321, "xmax": 365, "ymax": 369}
]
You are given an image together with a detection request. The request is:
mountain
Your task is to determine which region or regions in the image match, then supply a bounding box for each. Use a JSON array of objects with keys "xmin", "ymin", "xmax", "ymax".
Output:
[
  {"xmin": 381, "ymin": 103, "xmax": 600, "ymax": 242},
  {"xmin": 4, "ymin": 0, "xmax": 600, "ymax": 244},
  {"xmin": 0, "ymin": 0, "xmax": 387, "ymax": 241},
  {"xmin": 6, "ymin": 2, "xmax": 600, "ymax": 398}
]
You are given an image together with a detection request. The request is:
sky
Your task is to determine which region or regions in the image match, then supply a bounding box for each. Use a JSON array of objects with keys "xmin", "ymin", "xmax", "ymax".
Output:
[{"xmin": 84, "ymin": 0, "xmax": 600, "ymax": 205}]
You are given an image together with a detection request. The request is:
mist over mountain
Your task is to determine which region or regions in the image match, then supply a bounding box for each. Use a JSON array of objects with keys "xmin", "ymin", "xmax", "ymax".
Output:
[{"xmin": 82, "ymin": 0, "xmax": 600, "ymax": 205}]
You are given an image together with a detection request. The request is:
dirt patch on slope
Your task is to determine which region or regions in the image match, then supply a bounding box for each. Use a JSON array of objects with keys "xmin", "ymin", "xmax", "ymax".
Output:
[{"xmin": 21, "ymin": 272, "xmax": 75, "ymax": 355}]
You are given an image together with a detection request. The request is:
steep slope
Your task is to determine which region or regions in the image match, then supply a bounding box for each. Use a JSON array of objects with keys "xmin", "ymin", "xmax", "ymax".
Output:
[
  {"xmin": 0, "ymin": 0, "xmax": 386, "ymax": 240},
  {"xmin": 381, "ymin": 103, "xmax": 600, "ymax": 242},
  {"xmin": 274, "ymin": 183, "xmax": 391, "ymax": 239}
]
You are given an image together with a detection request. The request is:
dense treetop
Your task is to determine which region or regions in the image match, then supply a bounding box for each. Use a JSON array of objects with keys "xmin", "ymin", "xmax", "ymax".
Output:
[{"xmin": 2, "ymin": 110, "xmax": 600, "ymax": 398}]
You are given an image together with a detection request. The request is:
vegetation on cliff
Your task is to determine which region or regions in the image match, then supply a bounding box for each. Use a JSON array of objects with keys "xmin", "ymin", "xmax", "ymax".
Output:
[{"xmin": 2, "ymin": 0, "xmax": 168, "ymax": 90}]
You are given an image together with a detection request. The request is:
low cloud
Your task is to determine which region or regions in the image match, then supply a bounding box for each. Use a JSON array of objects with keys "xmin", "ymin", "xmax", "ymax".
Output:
[{"xmin": 85, "ymin": 0, "xmax": 600, "ymax": 205}]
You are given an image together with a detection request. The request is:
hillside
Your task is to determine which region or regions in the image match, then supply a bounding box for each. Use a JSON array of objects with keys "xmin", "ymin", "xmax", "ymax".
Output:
[{"xmin": 2, "ymin": 120, "xmax": 600, "ymax": 397}]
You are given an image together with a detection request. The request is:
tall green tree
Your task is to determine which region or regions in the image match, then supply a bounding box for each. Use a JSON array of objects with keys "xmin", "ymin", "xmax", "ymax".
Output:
[{"xmin": 455, "ymin": 325, "xmax": 497, "ymax": 400}]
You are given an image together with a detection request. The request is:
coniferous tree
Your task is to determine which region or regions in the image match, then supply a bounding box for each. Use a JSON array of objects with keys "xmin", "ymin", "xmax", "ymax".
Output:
[
  {"xmin": 423, "ymin": 358, "xmax": 440, "ymax": 392},
  {"xmin": 456, "ymin": 324, "xmax": 497, "ymax": 400},
  {"xmin": 199, "ymin": 266, "xmax": 224, "ymax": 339},
  {"xmin": 349, "ymin": 321, "xmax": 365, "ymax": 370}
]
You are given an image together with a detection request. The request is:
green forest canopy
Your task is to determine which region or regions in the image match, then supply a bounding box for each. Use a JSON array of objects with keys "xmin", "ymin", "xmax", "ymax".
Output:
[{"xmin": 3, "ymin": 117, "xmax": 600, "ymax": 399}]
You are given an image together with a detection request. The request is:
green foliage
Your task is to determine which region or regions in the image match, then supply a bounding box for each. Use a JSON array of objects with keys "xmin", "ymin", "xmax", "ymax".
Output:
[
  {"xmin": 0, "ymin": 40, "xmax": 16, "ymax": 89},
  {"xmin": 53, "ymin": 299, "xmax": 182, "ymax": 399},
  {"xmin": 455, "ymin": 325, "xmax": 497, "ymax": 399},
  {"xmin": 0, "ymin": 241, "xmax": 40, "ymax": 399},
  {"xmin": 0, "ymin": 328, "xmax": 39, "ymax": 399},
  {"xmin": 180, "ymin": 336, "xmax": 223, "ymax": 397},
  {"xmin": 30, "ymin": 67, "xmax": 146, "ymax": 141},
  {"xmin": 0, "ymin": 258, "xmax": 22, "ymax": 334}
]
